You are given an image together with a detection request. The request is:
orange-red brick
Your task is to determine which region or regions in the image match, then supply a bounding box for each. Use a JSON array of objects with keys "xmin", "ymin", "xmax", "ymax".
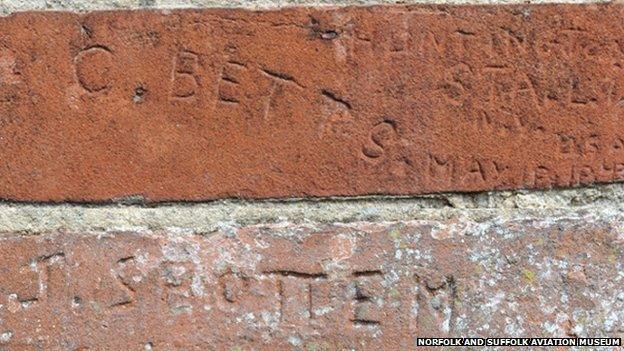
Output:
[
  {"xmin": 0, "ymin": 218, "xmax": 622, "ymax": 349},
  {"xmin": 2, "ymin": 5, "xmax": 624, "ymax": 201}
]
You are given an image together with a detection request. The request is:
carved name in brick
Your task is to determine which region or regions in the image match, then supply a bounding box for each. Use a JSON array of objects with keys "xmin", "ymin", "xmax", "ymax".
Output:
[
  {"xmin": 0, "ymin": 219, "xmax": 622, "ymax": 349},
  {"xmin": 3, "ymin": 6, "xmax": 624, "ymax": 200}
]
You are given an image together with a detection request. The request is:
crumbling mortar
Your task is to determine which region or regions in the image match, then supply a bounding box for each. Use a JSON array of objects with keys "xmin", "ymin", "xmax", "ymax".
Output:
[
  {"xmin": 0, "ymin": 184, "xmax": 623, "ymax": 235},
  {"xmin": 0, "ymin": 0, "xmax": 613, "ymax": 16}
]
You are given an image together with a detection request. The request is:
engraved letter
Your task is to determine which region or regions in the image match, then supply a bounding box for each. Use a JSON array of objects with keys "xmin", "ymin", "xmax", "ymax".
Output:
[
  {"xmin": 74, "ymin": 46, "xmax": 114, "ymax": 93},
  {"xmin": 171, "ymin": 51, "xmax": 200, "ymax": 99}
]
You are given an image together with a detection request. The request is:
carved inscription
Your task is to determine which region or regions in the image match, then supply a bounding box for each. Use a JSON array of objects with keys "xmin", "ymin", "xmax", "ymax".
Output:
[
  {"xmin": 0, "ymin": 229, "xmax": 464, "ymax": 349},
  {"xmin": 320, "ymin": 89, "xmax": 355, "ymax": 137},
  {"xmin": 3, "ymin": 6, "xmax": 624, "ymax": 200},
  {"xmin": 161, "ymin": 261, "xmax": 196, "ymax": 313},
  {"xmin": 351, "ymin": 271, "xmax": 383, "ymax": 325},
  {"xmin": 109, "ymin": 256, "xmax": 138, "ymax": 309},
  {"xmin": 13, "ymin": 253, "xmax": 67, "ymax": 308},
  {"xmin": 217, "ymin": 60, "xmax": 247, "ymax": 104},
  {"xmin": 362, "ymin": 121, "xmax": 397, "ymax": 160},
  {"xmin": 171, "ymin": 51, "xmax": 200, "ymax": 99},
  {"xmin": 219, "ymin": 270, "xmax": 248, "ymax": 303},
  {"xmin": 266, "ymin": 271, "xmax": 327, "ymax": 322},
  {"xmin": 260, "ymin": 69, "xmax": 305, "ymax": 121},
  {"xmin": 74, "ymin": 46, "xmax": 114, "ymax": 93},
  {"xmin": 415, "ymin": 271, "xmax": 457, "ymax": 335},
  {"xmin": 2, "ymin": 216, "xmax": 621, "ymax": 348}
]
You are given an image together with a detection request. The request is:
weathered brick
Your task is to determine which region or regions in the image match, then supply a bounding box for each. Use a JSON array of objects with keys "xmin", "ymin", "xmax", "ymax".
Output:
[
  {"xmin": 0, "ymin": 217, "xmax": 622, "ymax": 349},
  {"xmin": 2, "ymin": 5, "xmax": 624, "ymax": 201}
]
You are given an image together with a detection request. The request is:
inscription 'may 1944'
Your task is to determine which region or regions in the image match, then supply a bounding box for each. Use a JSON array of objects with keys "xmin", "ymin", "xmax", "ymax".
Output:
[{"xmin": 4, "ymin": 6, "xmax": 624, "ymax": 201}]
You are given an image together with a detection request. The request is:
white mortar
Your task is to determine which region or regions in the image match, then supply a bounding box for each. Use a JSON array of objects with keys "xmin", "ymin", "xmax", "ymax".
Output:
[{"xmin": 0, "ymin": 0, "xmax": 613, "ymax": 15}]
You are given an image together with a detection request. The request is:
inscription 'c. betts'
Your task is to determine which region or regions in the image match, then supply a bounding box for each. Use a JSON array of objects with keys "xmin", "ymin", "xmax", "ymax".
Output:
[{"xmin": 2, "ymin": 5, "xmax": 624, "ymax": 200}]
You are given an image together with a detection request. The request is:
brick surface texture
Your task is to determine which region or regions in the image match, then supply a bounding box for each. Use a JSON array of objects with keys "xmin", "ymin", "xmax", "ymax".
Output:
[
  {"xmin": 0, "ymin": 219, "xmax": 622, "ymax": 349},
  {"xmin": 1, "ymin": 3, "xmax": 624, "ymax": 350},
  {"xmin": 1, "ymin": 5, "xmax": 624, "ymax": 201}
]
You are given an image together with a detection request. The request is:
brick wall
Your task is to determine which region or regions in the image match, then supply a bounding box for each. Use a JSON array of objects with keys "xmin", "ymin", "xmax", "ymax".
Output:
[{"xmin": 0, "ymin": 2, "xmax": 622, "ymax": 349}]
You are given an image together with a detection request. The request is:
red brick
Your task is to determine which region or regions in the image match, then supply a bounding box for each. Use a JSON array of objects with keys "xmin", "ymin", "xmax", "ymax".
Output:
[
  {"xmin": 2, "ymin": 5, "xmax": 624, "ymax": 201},
  {"xmin": 0, "ymin": 218, "xmax": 622, "ymax": 349}
]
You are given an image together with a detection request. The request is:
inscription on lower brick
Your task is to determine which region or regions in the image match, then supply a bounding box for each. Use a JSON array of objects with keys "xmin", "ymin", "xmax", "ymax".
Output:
[
  {"xmin": 2, "ymin": 5, "xmax": 624, "ymax": 200},
  {"xmin": 0, "ymin": 218, "xmax": 622, "ymax": 349}
]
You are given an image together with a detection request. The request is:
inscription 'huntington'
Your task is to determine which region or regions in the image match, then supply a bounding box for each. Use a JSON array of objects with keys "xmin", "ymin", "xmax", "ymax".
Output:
[{"xmin": 2, "ymin": 6, "xmax": 624, "ymax": 200}]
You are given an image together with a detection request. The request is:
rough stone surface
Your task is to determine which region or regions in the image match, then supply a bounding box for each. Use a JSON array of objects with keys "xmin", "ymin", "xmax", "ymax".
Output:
[
  {"xmin": 0, "ymin": 217, "xmax": 622, "ymax": 349},
  {"xmin": 1, "ymin": 183, "xmax": 624, "ymax": 235},
  {"xmin": 3, "ymin": 5, "xmax": 624, "ymax": 201},
  {"xmin": 0, "ymin": 0, "xmax": 612, "ymax": 16}
]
